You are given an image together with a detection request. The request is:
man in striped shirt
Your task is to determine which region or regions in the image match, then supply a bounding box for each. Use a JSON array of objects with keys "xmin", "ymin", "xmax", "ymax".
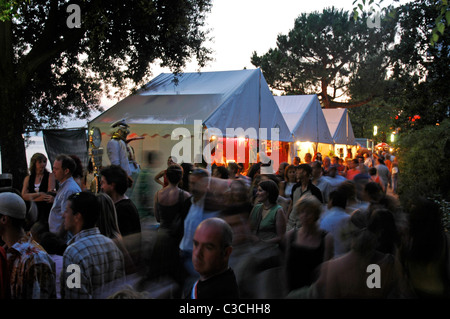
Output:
[{"xmin": 60, "ymin": 192, "xmax": 125, "ymax": 299}]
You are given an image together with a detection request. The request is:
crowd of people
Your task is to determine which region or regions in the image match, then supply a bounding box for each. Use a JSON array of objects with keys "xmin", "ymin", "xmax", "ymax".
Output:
[{"xmin": 0, "ymin": 148, "xmax": 449, "ymax": 300}]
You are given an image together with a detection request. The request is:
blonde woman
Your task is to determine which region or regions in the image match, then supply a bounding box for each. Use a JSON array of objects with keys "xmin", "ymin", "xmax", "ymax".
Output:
[
  {"xmin": 96, "ymin": 192, "xmax": 136, "ymax": 274},
  {"xmin": 21, "ymin": 153, "xmax": 56, "ymax": 222}
]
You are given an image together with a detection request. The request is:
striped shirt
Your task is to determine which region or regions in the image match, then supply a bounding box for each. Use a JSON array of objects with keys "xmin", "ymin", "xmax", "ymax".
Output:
[{"xmin": 61, "ymin": 227, "xmax": 125, "ymax": 299}]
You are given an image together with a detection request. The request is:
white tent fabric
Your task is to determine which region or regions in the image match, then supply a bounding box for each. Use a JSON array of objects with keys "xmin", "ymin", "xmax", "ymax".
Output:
[
  {"xmin": 274, "ymin": 95, "xmax": 334, "ymax": 144},
  {"xmin": 323, "ymin": 108, "xmax": 356, "ymax": 145},
  {"xmin": 89, "ymin": 69, "xmax": 292, "ymax": 170},
  {"xmin": 90, "ymin": 69, "xmax": 292, "ymax": 142}
]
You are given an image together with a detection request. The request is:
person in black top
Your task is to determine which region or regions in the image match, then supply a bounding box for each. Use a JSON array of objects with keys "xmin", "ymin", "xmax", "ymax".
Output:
[
  {"xmin": 186, "ymin": 217, "xmax": 239, "ymax": 299},
  {"xmin": 21, "ymin": 153, "xmax": 56, "ymax": 224},
  {"xmin": 286, "ymin": 164, "xmax": 323, "ymax": 231},
  {"xmin": 100, "ymin": 165, "xmax": 142, "ymax": 268}
]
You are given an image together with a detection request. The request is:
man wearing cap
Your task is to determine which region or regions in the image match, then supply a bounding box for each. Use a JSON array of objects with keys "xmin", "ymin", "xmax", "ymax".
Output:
[{"xmin": 0, "ymin": 192, "xmax": 56, "ymax": 299}]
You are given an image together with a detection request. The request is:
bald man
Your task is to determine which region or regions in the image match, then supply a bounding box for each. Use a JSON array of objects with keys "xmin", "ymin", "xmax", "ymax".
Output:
[{"xmin": 187, "ymin": 218, "xmax": 240, "ymax": 299}]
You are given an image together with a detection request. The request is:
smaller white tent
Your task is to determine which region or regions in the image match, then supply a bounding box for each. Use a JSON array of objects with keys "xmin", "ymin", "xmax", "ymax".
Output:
[
  {"xmin": 274, "ymin": 95, "xmax": 334, "ymax": 160},
  {"xmin": 322, "ymin": 108, "xmax": 356, "ymax": 145},
  {"xmin": 323, "ymin": 108, "xmax": 357, "ymax": 159}
]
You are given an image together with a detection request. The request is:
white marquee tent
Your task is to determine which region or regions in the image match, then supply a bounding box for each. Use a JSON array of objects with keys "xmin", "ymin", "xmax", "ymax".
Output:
[
  {"xmin": 88, "ymin": 69, "xmax": 293, "ymax": 170},
  {"xmin": 274, "ymin": 95, "xmax": 334, "ymax": 160},
  {"xmin": 322, "ymin": 108, "xmax": 356, "ymax": 145},
  {"xmin": 323, "ymin": 108, "xmax": 357, "ymax": 158}
]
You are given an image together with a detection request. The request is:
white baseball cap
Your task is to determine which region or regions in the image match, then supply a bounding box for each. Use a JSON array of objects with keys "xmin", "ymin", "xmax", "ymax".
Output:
[{"xmin": 0, "ymin": 192, "xmax": 26, "ymax": 220}]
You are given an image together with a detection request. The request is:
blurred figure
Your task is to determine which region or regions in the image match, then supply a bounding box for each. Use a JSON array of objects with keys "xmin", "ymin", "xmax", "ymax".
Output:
[
  {"xmin": 391, "ymin": 160, "xmax": 399, "ymax": 195},
  {"xmin": 397, "ymin": 198, "xmax": 450, "ymax": 298},
  {"xmin": 337, "ymin": 180, "xmax": 369, "ymax": 215},
  {"xmin": 322, "ymin": 165, "xmax": 346, "ymax": 193},
  {"xmin": 277, "ymin": 162, "xmax": 289, "ymax": 181},
  {"xmin": 284, "ymin": 195, "xmax": 334, "ymax": 296},
  {"xmin": 21, "ymin": 152, "xmax": 55, "ymax": 223},
  {"xmin": 375, "ymin": 157, "xmax": 390, "ymax": 194},
  {"xmin": 212, "ymin": 165, "xmax": 229, "ymax": 179},
  {"xmin": 227, "ymin": 179, "xmax": 252, "ymax": 210},
  {"xmin": 221, "ymin": 203, "xmax": 286, "ymax": 298},
  {"xmin": 97, "ymin": 192, "xmax": 136, "ymax": 275},
  {"xmin": 227, "ymin": 162, "xmax": 239, "ymax": 180},
  {"xmin": 363, "ymin": 152, "xmax": 374, "ymax": 168},
  {"xmin": 364, "ymin": 182, "xmax": 405, "ymax": 234},
  {"xmin": 186, "ymin": 218, "xmax": 239, "ymax": 299},
  {"xmin": 319, "ymin": 189, "xmax": 351, "ymax": 257},
  {"xmin": 311, "ymin": 210, "xmax": 397, "ymax": 298},
  {"xmin": 311, "ymin": 161, "xmax": 331, "ymax": 204},
  {"xmin": 179, "ymin": 169, "xmax": 220, "ymax": 284},
  {"xmin": 367, "ymin": 208, "xmax": 400, "ymax": 256},
  {"xmin": 368, "ymin": 167, "xmax": 385, "ymax": 193},
  {"xmin": 131, "ymin": 150, "xmax": 162, "ymax": 220},
  {"xmin": 248, "ymin": 180, "xmax": 286, "ymax": 245},
  {"xmin": 322, "ymin": 156, "xmax": 331, "ymax": 175},
  {"xmin": 236, "ymin": 163, "xmax": 251, "ymax": 187},
  {"xmin": 345, "ymin": 159, "xmax": 360, "ymax": 181},
  {"xmin": 36, "ymin": 231, "xmax": 66, "ymax": 299},
  {"xmin": 246, "ymin": 162, "xmax": 261, "ymax": 181},
  {"xmin": 180, "ymin": 162, "xmax": 194, "ymax": 192},
  {"xmin": 304, "ymin": 153, "xmax": 312, "ymax": 165}
]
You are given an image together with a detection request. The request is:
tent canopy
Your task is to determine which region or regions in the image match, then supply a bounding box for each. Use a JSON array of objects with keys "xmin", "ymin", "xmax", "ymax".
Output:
[
  {"xmin": 274, "ymin": 95, "xmax": 334, "ymax": 144},
  {"xmin": 322, "ymin": 108, "xmax": 356, "ymax": 145},
  {"xmin": 90, "ymin": 69, "xmax": 292, "ymax": 142}
]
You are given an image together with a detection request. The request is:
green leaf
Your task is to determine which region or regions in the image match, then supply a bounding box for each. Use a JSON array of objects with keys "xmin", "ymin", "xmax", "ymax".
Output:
[
  {"xmin": 437, "ymin": 22, "xmax": 445, "ymax": 35},
  {"xmin": 432, "ymin": 32, "xmax": 439, "ymax": 43},
  {"xmin": 446, "ymin": 10, "xmax": 450, "ymax": 26},
  {"xmin": 353, "ymin": 9, "xmax": 359, "ymax": 21},
  {"xmin": 358, "ymin": 4, "xmax": 363, "ymax": 11}
]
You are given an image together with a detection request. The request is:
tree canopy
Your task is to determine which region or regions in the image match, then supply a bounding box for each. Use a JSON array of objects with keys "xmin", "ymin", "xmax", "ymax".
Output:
[
  {"xmin": 0, "ymin": 0, "xmax": 212, "ymax": 189},
  {"xmin": 251, "ymin": 6, "xmax": 398, "ymax": 109}
]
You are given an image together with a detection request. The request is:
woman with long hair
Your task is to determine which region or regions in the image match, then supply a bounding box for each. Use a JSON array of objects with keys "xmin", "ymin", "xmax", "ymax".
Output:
[
  {"xmin": 248, "ymin": 179, "xmax": 286, "ymax": 245},
  {"xmin": 21, "ymin": 153, "xmax": 56, "ymax": 223},
  {"xmin": 97, "ymin": 192, "xmax": 136, "ymax": 275}
]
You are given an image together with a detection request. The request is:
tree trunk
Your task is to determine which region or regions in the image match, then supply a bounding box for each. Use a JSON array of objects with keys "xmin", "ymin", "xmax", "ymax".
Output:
[
  {"xmin": 0, "ymin": 81, "xmax": 28, "ymax": 190},
  {"xmin": 0, "ymin": 20, "xmax": 28, "ymax": 190},
  {"xmin": 0, "ymin": 127, "xmax": 28, "ymax": 191}
]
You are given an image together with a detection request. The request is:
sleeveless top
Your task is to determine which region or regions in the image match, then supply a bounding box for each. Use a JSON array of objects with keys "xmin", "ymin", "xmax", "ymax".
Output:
[
  {"xmin": 27, "ymin": 170, "xmax": 50, "ymax": 194},
  {"xmin": 249, "ymin": 203, "xmax": 282, "ymax": 242},
  {"xmin": 286, "ymin": 229, "xmax": 327, "ymax": 291},
  {"xmin": 156, "ymin": 189, "xmax": 186, "ymax": 237}
]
